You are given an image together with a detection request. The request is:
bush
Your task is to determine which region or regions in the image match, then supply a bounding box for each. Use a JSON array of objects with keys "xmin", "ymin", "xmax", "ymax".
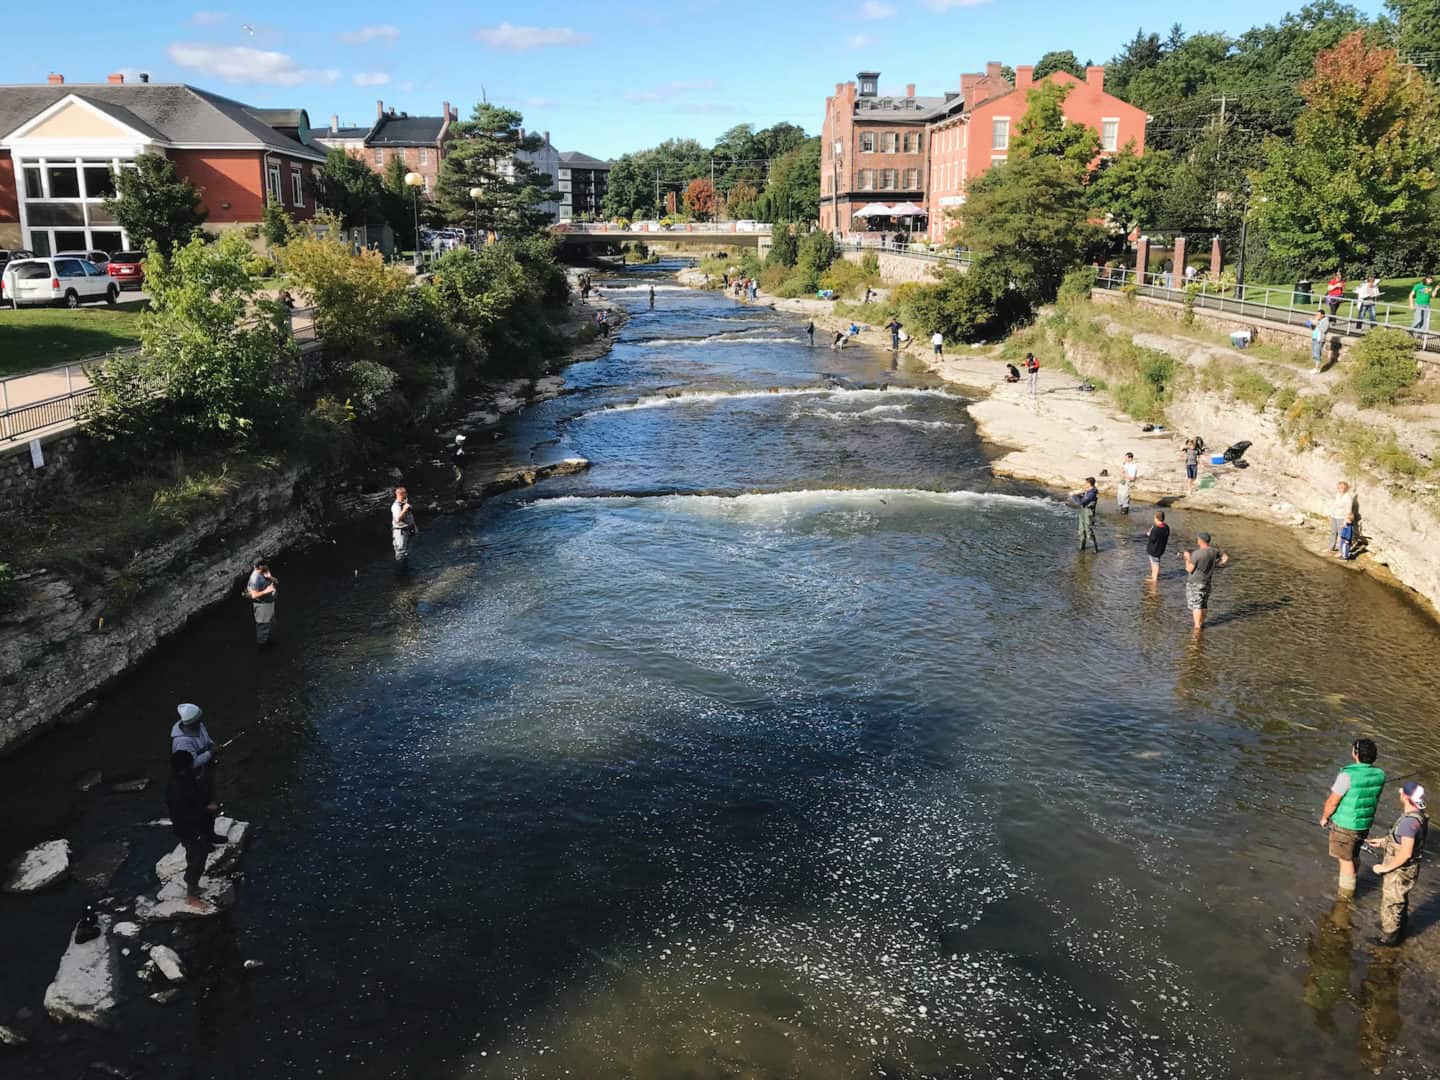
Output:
[
  {"xmin": 1112, "ymin": 346, "xmax": 1176, "ymax": 422},
  {"xmin": 797, "ymin": 230, "xmax": 837, "ymax": 277},
  {"xmin": 819, "ymin": 258, "xmax": 877, "ymax": 299},
  {"xmin": 280, "ymin": 231, "xmax": 410, "ymax": 357},
  {"xmin": 1056, "ymin": 266, "xmax": 1096, "ymax": 309},
  {"xmin": 1229, "ymin": 367, "xmax": 1277, "ymax": 411},
  {"xmin": 1347, "ymin": 328, "xmax": 1420, "ymax": 406},
  {"xmin": 861, "ymin": 249, "xmax": 880, "ymax": 276},
  {"xmin": 767, "ymin": 226, "xmax": 798, "ymax": 268}
]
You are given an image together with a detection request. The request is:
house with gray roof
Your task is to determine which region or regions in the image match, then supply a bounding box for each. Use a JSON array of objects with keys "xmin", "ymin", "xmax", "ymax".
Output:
[
  {"xmin": 312, "ymin": 100, "xmax": 457, "ymax": 194},
  {"xmin": 0, "ymin": 71, "xmax": 327, "ymax": 253}
]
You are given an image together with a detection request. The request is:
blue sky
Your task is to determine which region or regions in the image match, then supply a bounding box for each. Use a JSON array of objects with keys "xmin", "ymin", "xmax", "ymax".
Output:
[{"xmin": 6, "ymin": 0, "xmax": 1387, "ymax": 158}]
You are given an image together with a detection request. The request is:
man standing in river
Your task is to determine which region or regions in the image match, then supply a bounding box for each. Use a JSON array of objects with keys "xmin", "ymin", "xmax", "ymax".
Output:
[
  {"xmin": 1073, "ymin": 477, "xmax": 1099, "ymax": 553},
  {"xmin": 1368, "ymin": 782, "xmax": 1428, "ymax": 945},
  {"xmin": 1182, "ymin": 531, "xmax": 1228, "ymax": 630},
  {"xmin": 1117, "ymin": 452, "xmax": 1138, "ymax": 514},
  {"xmin": 1319, "ymin": 738, "xmax": 1385, "ymax": 897},
  {"xmin": 245, "ymin": 558, "xmax": 277, "ymax": 646},
  {"xmin": 391, "ymin": 486, "xmax": 417, "ymax": 566},
  {"xmin": 1145, "ymin": 510, "xmax": 1170, "ymax": 581},
  {"xmin": 886, "ymin": 317, "xmax": 902, "ymax": 350}
]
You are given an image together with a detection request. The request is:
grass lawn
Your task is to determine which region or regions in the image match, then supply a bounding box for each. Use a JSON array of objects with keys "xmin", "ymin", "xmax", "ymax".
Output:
[{"xmin": 0, "ymin": 301, "xmax": 146, "ymax": 376}]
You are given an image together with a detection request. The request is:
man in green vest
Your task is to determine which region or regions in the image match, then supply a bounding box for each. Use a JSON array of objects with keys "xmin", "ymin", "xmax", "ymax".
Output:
[{"xmin": 1319, "ymin": 738, "xmax": 1385, "ymax": 896}]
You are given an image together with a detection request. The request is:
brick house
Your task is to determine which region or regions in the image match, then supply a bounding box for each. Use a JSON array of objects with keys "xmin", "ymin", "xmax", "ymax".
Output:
[
  {"xmin": 313, "ymin": 100, "xmax": 457, "ymax": 194},
  {"xmin": 0, "ymin": 73, "xmax": 327, "ymax": 253},
  {"xmin": 821, "ymin": 65, "xmax": 1148, "ymax": 242}
]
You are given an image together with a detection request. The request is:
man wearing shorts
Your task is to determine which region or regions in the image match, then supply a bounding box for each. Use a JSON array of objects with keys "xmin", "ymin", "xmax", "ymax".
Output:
[
  {"xmin": 1182, "ymin": 531, "xmax": 1227, "ymax": 630},
  {"xmin": 932, "ymin": 331, "xmax": 944, "ymax": 358},
  {"xmin": 1182, "ymin": 440, "xmax": 1199, "ymax": 491},
  {"xmin": 1319, "ymin": 738, "xmax": 1385, "ymax": 897},
  {"xmin": 1145, "ymin": 511, "xmax": 1170, "ymax": 581}
]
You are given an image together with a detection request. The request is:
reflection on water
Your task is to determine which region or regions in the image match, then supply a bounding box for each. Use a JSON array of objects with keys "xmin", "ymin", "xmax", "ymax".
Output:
[{"xmin": 3, "ymin": 262, "xmax": 1440, "ymax": 1078}]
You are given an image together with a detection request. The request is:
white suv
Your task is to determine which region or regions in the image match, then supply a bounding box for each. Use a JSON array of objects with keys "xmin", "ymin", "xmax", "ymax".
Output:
[{"xmin": 2, "ymin": 256, "xmax": 119, "ymax": 308}]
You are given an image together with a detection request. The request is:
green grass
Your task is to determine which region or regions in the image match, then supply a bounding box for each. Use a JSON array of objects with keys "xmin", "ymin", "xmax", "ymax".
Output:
[{"xmin": 0, "ymin": 303, "xmax": 145, "ymax": 375}]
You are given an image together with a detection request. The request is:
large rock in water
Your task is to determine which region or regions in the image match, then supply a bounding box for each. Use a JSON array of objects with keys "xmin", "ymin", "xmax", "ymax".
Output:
[
  {"xmin": 154, "ymin": 817, "xmax": 249, "ymax": 882},
  {"xmin": 43, "ymin": 916, "xmax": 117, "ymax": 1027},
  {"xmin": 135, "ymin": 875, "xmax": 236, "ymax": 924},
  {"xmin": 3, "ymin": 839, "xmax": 70, "ymax": 893}
]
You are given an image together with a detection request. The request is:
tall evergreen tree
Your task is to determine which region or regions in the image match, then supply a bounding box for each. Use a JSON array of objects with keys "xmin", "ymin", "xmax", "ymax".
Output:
[{"xmin": 434, "ymin": 104, "xmax": 556, "ymax": 237}]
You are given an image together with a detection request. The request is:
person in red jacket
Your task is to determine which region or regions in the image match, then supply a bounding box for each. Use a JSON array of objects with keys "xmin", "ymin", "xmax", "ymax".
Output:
[
  {"xmin": 1326, "ymin": 273, "xmax": 1345, "ymax": 317},
  {"xmin": 1024, "ymin": 353, "xmax": 1040, "ymax": 398}
]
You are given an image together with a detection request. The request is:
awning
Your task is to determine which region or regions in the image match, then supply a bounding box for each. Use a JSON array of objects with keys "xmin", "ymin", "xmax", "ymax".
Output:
[
  {"xmin": 889, "ymin": 202, "xmax": 927, "ymax": 217},
  {"xmin": 852, "ymin": 203, "xmax": 893, "ymax": 218}
]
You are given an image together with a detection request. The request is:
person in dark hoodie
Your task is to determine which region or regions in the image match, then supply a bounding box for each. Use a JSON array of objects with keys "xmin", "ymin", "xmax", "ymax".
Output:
[
  {"xmin": 171, "ymin": 703, "xmax": 217, "ymax": 802},
  {"xmin": 166, "ymin": 750, "xmax": 218, "ymax": 911}
]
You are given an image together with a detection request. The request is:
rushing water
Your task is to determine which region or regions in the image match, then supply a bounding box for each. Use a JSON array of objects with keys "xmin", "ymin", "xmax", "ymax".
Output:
[{"xmin": 5, "ymin": 262, "xmax": 1440, "ymax": 1079}]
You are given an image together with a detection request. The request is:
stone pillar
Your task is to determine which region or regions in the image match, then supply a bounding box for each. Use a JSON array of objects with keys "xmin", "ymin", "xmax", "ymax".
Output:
[
  {"xmin": 1134, "ymin": 237, "xmax": 1149, "ymax": 285},
  {"xmin": 1171, "ymin": 236, "xmax": 1187, "ymax": 289},
  {"xmin": 1210, "ymin": 235, "xmax": 1223, "ymax": 278}
]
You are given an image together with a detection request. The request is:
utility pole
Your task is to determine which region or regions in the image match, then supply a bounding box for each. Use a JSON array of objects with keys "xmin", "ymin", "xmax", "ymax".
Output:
[
  {"xmin": 655, "ymin": 166, "xmax": 661, "ymax": 218},
  {"xmin": 711, "ymin": 157, "xmax": 716, "ymax": 222}
]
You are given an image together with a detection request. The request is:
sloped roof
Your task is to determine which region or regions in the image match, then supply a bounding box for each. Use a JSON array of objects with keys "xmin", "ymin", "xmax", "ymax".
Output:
[
  {"xmin": 559, "ymin": 150, "xmax": 610, "ymax": 169},
  {"xmin": 0, "ymin": 83, "xmax": 325, "ymax": 160},
  {"xmin": 853, "ymin": 94, "xmax": 948, "ymax": 122},
  {"xmin": 367, "ymin": 113, "xmax": 446, "ymax": 146}
]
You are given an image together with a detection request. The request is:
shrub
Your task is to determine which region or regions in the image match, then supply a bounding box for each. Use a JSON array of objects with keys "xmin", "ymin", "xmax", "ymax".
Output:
[
  {"xmin": 1112, "ymin": 346, "xmax": 1176, "ymax": 422},
  {"xmin": 861, "ymin": 249, "xmax": 880, "ymax": 276},
  {"xmin": 796, "ymin": 230, "xmax": 837, "ymax": 277},
  {"xmin": 1347, "ymin": 328, "xmax": 1420, "ymax": 406},
  {"xmin": 1056, "ymin": 266, "xmax": 1096, "ymax": 309},
  {"xmin": 280, "ymin": 231, "xmax": 410, "ymax": 357},
  {"xmin": 767, "ymin": 226, "xmax": 798, "ymax": 268},
  {"xmin": 1229, "ymin": 367, "xmax": 1277, "ymax": 411},
  {"xmin": 819, "ymin": 258, "xmax": 877, "ymax": 298}
]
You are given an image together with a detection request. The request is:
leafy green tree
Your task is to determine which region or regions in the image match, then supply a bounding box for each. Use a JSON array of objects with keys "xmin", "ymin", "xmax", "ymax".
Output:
[
  {"xmin": 766, "ymin": 224, "xmax": 799, "ymax": 268},
  {"xmin": 754, "ymin": 137, "xmax": 821, "ymax": 224},
  {"xmin": 1388, "ymin": 0, "xmax": 1440, "ymax": 76},
  {"xmin": 1009, "ymin": 82, "xmax": 1102, "ymax": 168},
  {"xmin": 1033, "ymin": 49, "xmax": 1085, "ymax": 78},
  {"xmin": 262, "ymin": 198, "xmax": 294, "ymax": 248},
  {"xmin": 1254, "ymin": 31, "xmax": 1440, "ymax": 271},
  {"xmin": 1090, "ymin": 144, "xmax": 1174, "ymax": 236},
  {"xmin": 313, "ymin": 148, "xmax": 387, "ymax": 227},
  {"xmin": 434, "ymin": 104, "xmax": 556, "ymax": 237},
  {"xmin": 1105, "ymin": 29, "xmax": 1165, "ymax": 101},
  {"xmin": 279, "ymin": 227, "xmax": 410, "ymax": 356},
  {"xmin": 102, "ymin": 152, "xmax": 207, "ymax": 255},
  {"xmin": 428, "ymin": 236, "xmax": 569, "ymax": 361}
]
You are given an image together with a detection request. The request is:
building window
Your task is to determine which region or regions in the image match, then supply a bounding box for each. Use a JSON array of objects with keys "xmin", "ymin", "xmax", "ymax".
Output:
[
  {"xmin": 903, "ymin": 132, "xmax": 921, "ymax": 153},
  {"xmin": 992, "ymin": 118, "xmax": 1009, "ymax": 150},
  {"xmin": 860, "ymin": 77, "xmax": 876, "ymax": 96},
  {"xmin": 859, "ymin": 169, "xmax": 874, "ymax": 191},
  {"xmin": 268, "ymin": 162, "xmax": 283, "ymax": 203},
  {"xmin": 291, "ymin": 169, "xmax": 304, "ymax": 207},
  {"xmin": 1101, "ymin": 119, "xmax": 1119, "ymax": 152},
  {"xmin": 419, "ymin": 148, "xmax": 430, "ymax": 166},
  {"xmin": 374, "ymin": 148, "xmax": 384, "ymax": 166},
  {"xmin": 878, "ymin": 169, "xmax": 895, "ymax": 190},
  {"xmin": 905, "ymin": 169, "xmax": 920, "ymax": 189},
  {"xmin": 860, "ymin": 132, "xmax": 875, "ymax": 153},
  {"xmin": 991, "ymin": 155, "xmax": 1007, "ymax": 167},
  {"xmin": 880, "ymin": 132, "xmax": 895, "ymax": 153}
]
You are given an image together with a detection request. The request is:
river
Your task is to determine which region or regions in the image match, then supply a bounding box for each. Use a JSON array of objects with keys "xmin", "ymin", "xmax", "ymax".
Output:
[{"xmin": 4, "ymin": 261, "xmax": 1440, "ymax": 1079}]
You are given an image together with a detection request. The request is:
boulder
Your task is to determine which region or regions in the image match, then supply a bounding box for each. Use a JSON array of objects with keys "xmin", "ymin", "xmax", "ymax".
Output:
[
  {"xmin": 76, "ymin": 771, "xmax": 103, "ymax": 792},
  {"xmin": 149, "ymin": 989, "xmax": 180, "ymax": 1005},
  {"xmin": 148, "ymin": 945, "xmax": 184, "ymax": 983},
  {"xmin": 0, "ymin": 1024, "xmax": 27, "ymax": 1046},
  {"xmin": 134, "ymin": 875, "xmax": 235, "ymax": 924},
  {"xmin": 3, "ymin": 839, "xmax": 71, "ymax": 893},
  {"xmin": 110, "ymin": 779, "xmax": 150, "ymax": 793},
  {"xmin": 71, "ymin": 841, "xmax": 130, "ymax": 891},
  {"xmin": 113, "ymin": 922, "xmax": 140, "ymax": 939},
  {"xmin": 154, "ymin": 819, "xmax": 249, "ymax": 882},
  {"xmin": 43, "ymin": 916, "xmax": 117, "ymax": 1027}
]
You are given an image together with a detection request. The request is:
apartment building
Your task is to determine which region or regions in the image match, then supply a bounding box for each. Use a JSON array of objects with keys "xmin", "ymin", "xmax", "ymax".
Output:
[{"xmin": 313, "ymin": 100, "xmax": 457, "ymax": 193}]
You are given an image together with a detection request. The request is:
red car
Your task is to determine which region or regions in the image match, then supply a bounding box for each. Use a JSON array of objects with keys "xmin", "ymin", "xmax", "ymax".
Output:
[{"xmin": 107, "ymin": 250, "xmax": 145, "ymax": 291}]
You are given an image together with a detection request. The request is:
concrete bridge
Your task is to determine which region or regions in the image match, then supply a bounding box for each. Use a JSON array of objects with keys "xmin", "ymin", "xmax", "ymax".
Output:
[{"xmin": 552, "ymin": 223, "xmax": 771, "ymax": 248}]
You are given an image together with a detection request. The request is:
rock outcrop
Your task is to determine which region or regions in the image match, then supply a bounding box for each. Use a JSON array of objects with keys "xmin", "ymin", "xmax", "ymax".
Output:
[
  {"xmin": 43, "ymin": 916, "xmax": 117, "ymax": 1027},
  {"xmin": 3, "ymin": 839, "xmax": 70, "ymax": 893}
]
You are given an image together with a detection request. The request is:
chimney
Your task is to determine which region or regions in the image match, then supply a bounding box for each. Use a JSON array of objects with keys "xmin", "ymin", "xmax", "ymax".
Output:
[
  {"xmin": 330, "ymin": 113, "xmax": 339, "ymax": 134},
  {"xmin": 442, "ymin": 101, "xmax": 450, "ymax": 123},
  {"xmin": 47, "ymin": 73, "xmax": 64, "ymax": 85},
  {"xmin": 107, "ymin": 72, "xmax": 125, "ymax": 85},
  {"xmin": 960, "ymin": 72, "xmax": 976, "ymax": 104},
  {"xmin": 544, "ymin": 131, "xmax": 551, "ymax": 146},
  {"xmin": 376, "ymin": 99, "xmax": 385, "ymax": 118},
  {"xmin": 905, "ymin": 83, "xmax": 915, "ymax": 98},
  {"xmin": 139, "ymin": 72, "xmax": 150, "ymax": 83},
  {"xmin": 1015, "ymin": 65, "xmax": 1033, "ymax": 91},
  {"xmin": 1086, "ymin": 65, "xmax": 1104, "ymax": 91},
  {"xmin": 985, "ymin": 61, "xmax": 1002, "ymax": 79}
]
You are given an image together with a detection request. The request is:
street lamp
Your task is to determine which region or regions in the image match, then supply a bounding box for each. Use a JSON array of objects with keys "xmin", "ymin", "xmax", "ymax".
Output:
[
  {"xmin": 832, "ymin": 139, "xmax": 843, "ymax": 240},
  {"xmin": 469, "ymin": 186, "xmax": 484, "ymax": 246},
  {"xmin": 404, "ymin": 171, "xmax": 424, "ymax": 267}
]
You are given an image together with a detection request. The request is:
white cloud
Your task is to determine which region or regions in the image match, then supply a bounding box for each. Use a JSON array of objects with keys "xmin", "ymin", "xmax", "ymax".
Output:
[
  {"xmin": 623, "ymin": 79, "xmax": 716, "ymax": 104},
  {"xmin": 474, "ymin": 24, "xmax": 589, "ymax": 51},
  {"xmin": 339, "ymin": 25, "xmax": 400, "ymax": 45},
  {"xmin": 190, "ymin": 9, "xmax": 227, "ymax": 24},
  {"xmin": 924, "ymin": 0, "xmax": 991, "ymax": 8},
  {"xmin": 849, "ymin": 33, "xmax": 874, "ymax": 48},
  {"xmin": 859, "ymin": 1, "xmax": 896, "ymax": 18},
  {"xmin": 525, "ymin": 96, "xmax": 558, "ymax": 108},
  {"xmin": 166, "ymin": 43, "xmax": 339, "ymax": 86},
  {"xmin": 352, "ymin": 72, "xmax": 391, "ymax": 86}
]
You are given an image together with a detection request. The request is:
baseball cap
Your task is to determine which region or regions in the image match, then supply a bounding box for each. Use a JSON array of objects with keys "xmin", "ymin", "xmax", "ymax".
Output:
[
  {"xmin": 1403, "ymin": 781, "xmax": 1427, "ymax": 810},
  {"xmin": 1197, "ymin": 532, "xmax": 1212, "ymax": 543},
  {"xmin": 177, "ymin": 703, "xmax": 202, "ymax": 725}
]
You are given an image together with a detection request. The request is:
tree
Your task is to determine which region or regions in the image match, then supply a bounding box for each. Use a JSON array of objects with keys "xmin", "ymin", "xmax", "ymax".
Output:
[
  {"xmin": 725, "ymin": 180, "xmax": 759, "ymax": 219},
  {"xmin": 434, "ymin": 103, "xmax": 556, "ymax": 237},
  {"xmin": 683, "ymin": 177, "xmax": 718, "ymax": 220},
  {"xmin": 262, "ymin": 198, "xmax": 294, "ymax": 248},
  {"xmin": 1389, "ymin": 0, "xmax": 1440, "ymax": 77},
  {"xmin": 279, "ymin": 225, "xmax": 410, "ymax": 356},
  {"xmin": 1254, "ymin": 31, "xmax": 1440, "ymax": 271},
  {"xmin": 754, "ymin": 137, "xmax": 821, "ymax": 224},
  {"xmin": 1090, "ymin": 144, "xmax": 1174, "ymax": 236},
  {"xmin": 766, "ymin": 224, "xmax": 799, "ymax": 267},
  {"xmin": 102, "ymin": 153, "xmax": 206, "ymax": 255},
  {"xmin": 313, "ymin": 148, "xmax": 387, "ymax": 227},
  {"xmin": 1105, "ymin": 29, "xmax": 1165, "ymax": 101},
  {"xmin": 1009, "ymin": 81, "xmax": 1102, "ymax": 168},
  {"xmin": 1034, "ymin": 49, "xmax": 1085, "ymax": 79}
]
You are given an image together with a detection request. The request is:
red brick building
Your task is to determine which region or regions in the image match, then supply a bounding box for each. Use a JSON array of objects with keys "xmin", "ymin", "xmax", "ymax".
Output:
[
  {"xmin": 313, "ymin": 100, "xmax": 457, "ymax": 195},
  {"xmin": 821, "ymin": 65, "xmax": 1148, "ymax": 242},
  {"xmin": 0, "ymin": 73, "xmax": 328, "ymax": 253}
]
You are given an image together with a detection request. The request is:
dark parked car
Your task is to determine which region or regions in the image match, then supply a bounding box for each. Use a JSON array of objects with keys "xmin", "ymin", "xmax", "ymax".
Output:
[
  {"xmin": 54, "ymin": 249, "xmax": 111, "ymax": 272},
  {"xmin": 107, "ymin": 250, "xmax": 146, "ymax": 291}
]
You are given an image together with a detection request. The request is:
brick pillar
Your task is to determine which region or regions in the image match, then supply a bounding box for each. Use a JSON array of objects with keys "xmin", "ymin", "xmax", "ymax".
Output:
[
  {"xmin": 1210, "ymin": 235, "xmax": 1223, "ymax": 277},
  {"xmin": 1171, "ymin": 236, "xmax": 1186, "ymax": 287},
  {"xmin": 1134, "ymin": 237, "xmax": 1150, "ymax": 285}
]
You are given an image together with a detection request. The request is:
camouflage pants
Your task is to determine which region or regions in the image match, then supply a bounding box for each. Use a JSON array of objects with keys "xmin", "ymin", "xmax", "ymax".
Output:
[{"xmin": 1380, "ymin": 838, "xmax": 1420, "ymax": 935}]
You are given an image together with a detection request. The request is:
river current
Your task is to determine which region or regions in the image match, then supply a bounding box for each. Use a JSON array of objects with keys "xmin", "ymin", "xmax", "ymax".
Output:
[{"xmin": 4, "ymin": 262, "xmax": 1440, "ymax": 1079}]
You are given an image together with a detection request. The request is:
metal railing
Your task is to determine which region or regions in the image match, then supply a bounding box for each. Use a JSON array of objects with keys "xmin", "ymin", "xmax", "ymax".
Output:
[
  {"xmin": 1, "ymin": 306, "xmax": 321, "ymax": 443},
  {"xmin": 553, "ymin": 222, "xmax": 774, "ymax": 235},
  {"xmin": 845, "ymin": 236, "xmax": 973, "ymax": 265},
  {"xmin": 1091, "ymin": 264, "xmax": 1440, "ymax": 355}
]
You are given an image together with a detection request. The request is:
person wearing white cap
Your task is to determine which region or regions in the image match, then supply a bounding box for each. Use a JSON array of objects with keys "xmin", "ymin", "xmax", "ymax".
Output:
[
  {"xmin": 1367, "ymin": 781, "xmax": 1429, "ymax": 945},
  {"xmin": 171, "ymin": 703, "xmax": 217, "ymax": 797}
]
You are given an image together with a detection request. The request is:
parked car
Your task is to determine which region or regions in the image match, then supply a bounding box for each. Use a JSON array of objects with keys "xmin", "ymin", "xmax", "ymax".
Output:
[
  {"xmin": 1, "ymin": 256, "xmax": 119, "ymax": 308},
  {"xmin": 107, "ymin": 250, "xmax": 146, "ymax": 291},
  {"xmin": 54, "ymin": 249, "xmax": 112, "ymax": 271}
]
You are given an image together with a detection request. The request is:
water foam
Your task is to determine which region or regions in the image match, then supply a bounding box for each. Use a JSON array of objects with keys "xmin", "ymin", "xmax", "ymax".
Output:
[
  {"xmin": 638, "ymin": 335, "xmax": 803, "ymax": 347},
  {"xmin": 593, "ymin": 284, "xmax": 689, "ymax": 292},
  {"xmin": 594, "ymin": 386, "xmax": 959, "ymax": 415},
  {"xmin": 531, "ymin": 487, "xmax": 1062, "ymax": 518}
]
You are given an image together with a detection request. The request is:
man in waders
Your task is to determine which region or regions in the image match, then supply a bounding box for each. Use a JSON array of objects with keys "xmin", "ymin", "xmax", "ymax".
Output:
[
  {"xmin": 452, "ymin": 435, "xmax": 467, "ymax": 497},
  {"xmin": 1073, "ymin": 477, "xmax": 1099, "ymax": 552},
  {"xmin": 1367, "ymin": 782, "xmax": 1428, "ymax": 946},
  {"xmin": 170, "ymin": 703, "xmax": 226, "ymax": 842},
  {"xmin": 166, "ymin": 750, "xmax": 217, "ymax": 912},
  {"xmin": 1319, "ymin": 738, "xmax": 1385, "ymax": 896},
  {"xmin": 245, "ymin": 558, "xmax": 277, "ymax": 645},
  {"xmin": 391, "ymin": 485, "xmax": 417, "ymax": 567}
]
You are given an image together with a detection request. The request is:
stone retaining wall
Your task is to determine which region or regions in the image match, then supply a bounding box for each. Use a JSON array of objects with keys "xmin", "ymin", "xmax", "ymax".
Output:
[
  {"xmin": 840, "ymin": 248, "xmax": 959, "ymax": 285},
  {"xmin": 1, "ymin": 431, "xmax": 80, "ymax": 512}
]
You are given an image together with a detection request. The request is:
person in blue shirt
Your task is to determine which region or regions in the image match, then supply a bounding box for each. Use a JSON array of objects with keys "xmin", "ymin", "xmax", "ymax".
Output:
[
  {"xmin": 1368, "ymin": 782, "xmax": 1428, "ymax": 945},
  {"xmin": 1073, "ymin": 477, "xmax": 1099, "ymax": 552}
]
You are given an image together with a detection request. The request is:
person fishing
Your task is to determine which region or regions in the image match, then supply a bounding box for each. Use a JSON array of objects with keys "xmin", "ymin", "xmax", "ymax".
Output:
[
  {"xmin": 648, "ymin": 285, "xmax": 656, "ymax": 309},
  {"xmin": 452, "ymin": 434, "xmax": 467, "ymax": 497},
  {"xmin": 1072, "ymin": 476, "xmax": 1099, "ymax": 553},
  {"xmin": 245, "ymin": 557, "xmax": 277, "ymax": 646},
  {"xmin": 166, "ymin": 749, "xmax": 219, "ymax": 912},
  {"xmin": 391, "ymin": 485, "xmax": 418, "ymax": 566},
  {"xmin": 1319, "ymin": 738, "xmax": 1385, "ymax": 897},
  {"xmin": 806, "ymin": 320, "xmax": 815, "ymax": 347},
  {"xmin": 1367, "ymin": 782, "xmax": 1428, "ymax": 946}
]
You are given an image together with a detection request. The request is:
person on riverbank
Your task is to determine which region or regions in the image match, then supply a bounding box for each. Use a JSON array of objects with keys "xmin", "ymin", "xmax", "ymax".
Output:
[
  {"xmin": 806, "ymin": 321, "xmax": 815, "ymax": 346},
  {"xmin": 245, "ymin": 558, "xmax": 277, "ymax": 646},
  {"xmin": 1005, "ymin": 363, "xmax": 1021, "ymax": 383},
  {"xmin": 1326, "ymin": 273, "xmax": 1345, "ymax": 317},
  {"xmin": 1410, "ymin": 277, "xmax": 1433, "ymax": 333},
  {"xmin": 1146, "ymin": 510, "xmax": 1170, "ymax": 581},
  {"xmin": 597, "ymin": 310, "xmax": 610, "ymax": 337},
  {"xmin": 391, "ymin": 486, "xmax": 417, "ymax": 566},
  {"xmin": 1320, "ymin": 738, "xmax": 1385, "ymax": 897},
  {"xmin": 452, "ymin": 434, "xmax": 467, "ymax": 497},
  {"xmin": 1356, "ymin": 277, "xmax": 1380, "ymax": 329},
  {"xmin": 1073, "ymin": 477, "xmax": 1099, "ymax": 552},
  {"xmin": 1367, "ymin": 782, "xmax": 1428, "ymax": 945},
  {"xmin": 1182, "ymin": 531, "xmax": 1228, "ymax": 630},
  {"xmin": 1340, "ymin": 515, "xmax": 1357, "ymax": 561},
  {"xmin": 932, "ymin": 331, "xmax": 944, "ymax": 359},
  {"xmin": 1024, "ymin": 353, "xmax": 1039, "ymax": 398},
  {"xmin": 1311, "ymin": 309, "xmax": 1331, "ymax": 373},
  {"xmin": 166, "ymin": 749, "xmax": 218, "ymax": 912},
  {"xmin": 1328, "ymin": 480, "xmax": 1357, "ymax": 556},
  {"xmin": 886, "ymin": 317, "xmax": 902, "ymax": 350},
  {"xmin": 1182, "ymin": 439, "xmax": 1199, "ymax": 492},
  {"xmin": 1117, "ymin": 452, "xmax": 1138, "ymax": 514}
]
